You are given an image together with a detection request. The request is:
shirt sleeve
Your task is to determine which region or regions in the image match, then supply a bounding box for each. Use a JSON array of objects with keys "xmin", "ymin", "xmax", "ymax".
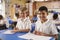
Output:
[
  {"xmin": 50, "ymin": 22, "xmax": 58, "ymax": 35},
  {"xmin": 35, "ymin": 21, "xmax": 40, "ymax": 31},
  {"xmin": 26, "ymin": 20, "xmax": 31, "ymax": 30},
  {"xmin": 16, "ymin": 20, "xmax": 22, "ymax": 29}
]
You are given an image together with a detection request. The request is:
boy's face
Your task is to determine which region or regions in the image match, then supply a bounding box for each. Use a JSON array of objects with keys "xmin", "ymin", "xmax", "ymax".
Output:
[
  {"xmin": 24, "ymin": 10, "xmax": 29, "ymax": 17},
  {"xmin": 21, "ymin": 13, "xmax": 25, "ymax": 18},
  {"xmin": 39, "ymin": 11, "xmax": 48, "ymax": 20}
]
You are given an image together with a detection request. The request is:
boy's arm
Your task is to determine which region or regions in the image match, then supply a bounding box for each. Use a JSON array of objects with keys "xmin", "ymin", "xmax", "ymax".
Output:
[
  {"xmin": 33, "ymin": 31, "xmax": 58, "ymax": 40},
  {"xmin": 12, "ymin": 27, "xmax": 30, "ymax": 32},
  {"xmin": 12, "ymin": 29, "xmax": 30, "ymax": 32}
]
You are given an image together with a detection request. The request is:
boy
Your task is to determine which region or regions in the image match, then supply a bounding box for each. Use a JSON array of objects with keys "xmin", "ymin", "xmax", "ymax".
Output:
[
  {"xmin": 12, "ymin": 7, "xmax": 31, "ymax": 33},
  {"xmin": 33, "ymin": 6, "xmax": 58, "ymax": 40}
]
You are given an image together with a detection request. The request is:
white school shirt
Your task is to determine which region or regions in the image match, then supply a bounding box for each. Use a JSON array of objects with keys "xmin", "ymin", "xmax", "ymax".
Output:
[
  {"xmin": 35, "ymin": 19, "xmax": 58, "ymax": 34},
  {"xmin": 0, "ymin": 19, "xmax": 9, "ymax": 28},
  {"xmin": 51, "ymin": 18, "xmax": 60, "ymax": 24},
  {"xmin": 0, "ymin": 19, "xmax": 5, "ymax": 24},
  {"xmin": 5, "ymin": 18, "xmax": 9, "ymax": 28},
  {"xmin": 51, "ymin": 14, "xmax": 60, "ymax": 24},
  {"xmin": 16, "ymin": 17, "xmax": 31, "ymax": 30}
]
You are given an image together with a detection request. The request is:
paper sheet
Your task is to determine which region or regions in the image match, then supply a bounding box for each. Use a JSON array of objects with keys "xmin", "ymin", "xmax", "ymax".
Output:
[
  {"xmin": 18, "ymin": 32, "xmax": 53, "ymax": 40},
  {"xmin": 57, "ymin": 26, "xmax": 60, "ymax": 30},
  {"xmin": 3, "ymin": 30, "xmax": 14, "ymax": 34}
]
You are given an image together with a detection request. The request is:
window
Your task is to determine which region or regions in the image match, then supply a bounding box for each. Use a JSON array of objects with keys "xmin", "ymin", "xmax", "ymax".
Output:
[
  {"xmin": 0, "ymin": 3, "xmax": 2, "ymax": 15},
  {"xmin": 0, "ymin": 0, "xmax": 2, "ymax": 3}
]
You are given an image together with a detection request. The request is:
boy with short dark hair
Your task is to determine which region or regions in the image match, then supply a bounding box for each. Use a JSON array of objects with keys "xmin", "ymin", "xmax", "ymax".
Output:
[{"xmin": 33, "ymin": 6, "xmax": 58, "ymax": 40}]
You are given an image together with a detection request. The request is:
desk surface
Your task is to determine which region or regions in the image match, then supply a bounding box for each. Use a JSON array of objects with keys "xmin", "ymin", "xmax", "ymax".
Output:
[
  {"xmin": 0, "ymin": 30, "xmax": 27, "ymax": 40},
  {"xmin": 0, "ymin": 29, "xmax": 54, "ymax": 40}
]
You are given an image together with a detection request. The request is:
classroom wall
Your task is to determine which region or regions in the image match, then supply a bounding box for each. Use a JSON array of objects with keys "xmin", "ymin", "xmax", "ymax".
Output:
[
  {"xmin": 5, "ymin": 0, "xmax": 60, "ymax": 19},
  {"xmin": 36, "ymin": 1, "xmax": 60, "ymax": 9},
  {"xmin": 5, "ymin": 0, "xmax": 26, "ymax": 19},
  {"xmin": 10, "ymin": 0, "xmax": 27, "ymax": 19}
]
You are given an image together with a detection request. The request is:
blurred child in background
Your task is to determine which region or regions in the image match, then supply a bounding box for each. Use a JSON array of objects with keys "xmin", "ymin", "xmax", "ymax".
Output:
[{"xmin": 12, "ymin": 7, "xmax": 31, "ymax": 33}]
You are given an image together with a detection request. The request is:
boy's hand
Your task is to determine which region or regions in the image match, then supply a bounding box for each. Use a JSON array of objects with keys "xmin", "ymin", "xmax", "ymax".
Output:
[
  {"xmin": 11, "ymin": 30, "xmax": 17, "ymax": 33},
  {"xmin": 33, "ymin": 31, "xmax": 37, "ymax": 34},
  {"xmin": 38, "ymin": 32, "xmax": 47, "ymax": 36},
  {"xmin": 39, "ymin": 32, "xmax": 45, "ymax": 36},
  {"xmin": 33, "ymin": 31, "xmax": 46, "ymax": 36},
  {"xmin": 33, "ymin": 31, "xmax": 35, "ymax": 34}
]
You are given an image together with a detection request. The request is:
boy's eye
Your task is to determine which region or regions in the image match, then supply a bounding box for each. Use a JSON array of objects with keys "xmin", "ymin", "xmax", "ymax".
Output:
[{"xmin": 42, "ymin": 13, "xmax": 45, "ymax": 15}]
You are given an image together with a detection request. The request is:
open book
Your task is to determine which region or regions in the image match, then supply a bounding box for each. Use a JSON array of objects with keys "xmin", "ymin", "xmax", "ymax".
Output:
[{"xmin": 18, "ymin": 32, "xmax": 55, "ymax": 40}]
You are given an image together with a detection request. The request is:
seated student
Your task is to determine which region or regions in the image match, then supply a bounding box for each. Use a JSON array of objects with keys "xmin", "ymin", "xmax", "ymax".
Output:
[
  {"xmin": 12, "ymin": 7, "xmax": 31, "ymax": 33},
  {"xmin": 12, "ymin": 10, "xmax": 22, "ymax": 28},
  {"xmin": 0, "ymin": 15, "xmax": 7, "ymax": 30},
  {"xmin": 32, "ymin": 11, "xmax": 38, "ymax": 23},
  {"xmin": 51, "ymin": 13, "xmax": 60, "ymax": 32},
  {"xmin": 12, "ymin": 12, "xmax": 20, "ymax": 28},
  {"xmin": 33, "ymin": 6, "xmax": 58, "ymax": 40},
  {"xmin": 52, "ymin": 13, "xmax": 60, "ymax": 24}
]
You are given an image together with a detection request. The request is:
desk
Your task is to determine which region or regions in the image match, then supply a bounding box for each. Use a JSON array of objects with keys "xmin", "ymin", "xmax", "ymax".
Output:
[
  {"xmin": 0, "ymin": 30, "xmax": 27, "ymax": 40},
  {"xmin": 0, "ymin": 29, "xmax": 54, "ymax": 40}
]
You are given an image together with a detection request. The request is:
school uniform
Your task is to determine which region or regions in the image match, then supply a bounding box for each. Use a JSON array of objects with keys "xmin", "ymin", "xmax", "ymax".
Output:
[
  {"xmin": 0, "ymin": 19, "xmax": 4, "ymax": 24},
  {"xmin": 0, "ymin": 19, "xmax": 7, "ymax": 30},
  {"xmin": 35, "ymin": 19, "xmax": 58, "ymax": 34},
  {"xmin": 51, "ymin": 15, "xmax": 60, "ymax": 32},
  {"xmin": 16, "ymin": 17, "xmax": 31, "ymax": 30},
  {"xmin": 5, "ymin": 18, "xmax": 9, "ymax": 28},
  {"xmin": 52, "ymin": 18, "xmax": 60, "ymax": 24}
]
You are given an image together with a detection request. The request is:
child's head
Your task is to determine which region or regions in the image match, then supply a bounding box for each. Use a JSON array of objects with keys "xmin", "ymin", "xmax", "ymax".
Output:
[
  {"xmin": 21, "ymin": 12, "xmax": 25, "ymax": 18},
  {"xmin": 39, "ymin": 6, "xmax": 48, "ymax": 20},
  {"xmin": 15, "ymin": 13, "xmax": 19, "ymax": 18},
  {"xmin": 53, "ymin": 14, "xmax": 58, "ymax": 20},
  {"xmin": 21, "ymin": 7, "xmax": 29, "ymax": 17},
  {"xmin": 0, "ymin": 15, "xmax": 3, "ymax": 20}
]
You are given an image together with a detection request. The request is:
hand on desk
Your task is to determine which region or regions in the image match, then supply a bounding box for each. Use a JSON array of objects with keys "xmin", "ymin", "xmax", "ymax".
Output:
[
  {"xmin": 11, "ymin": 27, "xmax": 19, "ymax": 33},
  {"xmin": 33, "ymin": 31, "xmax": 46, "ymax": 36},
  {"xmin": 11, "ymin": 30, "xmax": 18, "ymax": 33},
  {"xmin": 33, "ymin": 31, "xmax": 58, "ymax": 40}
]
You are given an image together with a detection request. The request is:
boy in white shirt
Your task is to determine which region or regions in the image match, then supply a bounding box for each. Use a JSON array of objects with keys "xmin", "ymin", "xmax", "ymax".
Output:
[
  {"xmin": 33, "ymin": 6, "xmax": 58, "ymax": 40},
  {"xmin": 52, "ymin": 13, "xmax": 60, "ymax": 24},
  {"xmin": 12, "ymin": 7, "xmax": 31, "ymax": 32},
  {"xmin": 0, "ymin": 15, "xmax": 7, "ymax": 30}
]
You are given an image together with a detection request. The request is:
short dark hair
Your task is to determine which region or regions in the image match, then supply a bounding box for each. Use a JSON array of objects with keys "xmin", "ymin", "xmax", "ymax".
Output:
[
  {"xmin": 21, "ymin": 7, "xmax": 27, "ymax": 12},
  {"xmin": 53, "ymin": 14, "xmax": 58, "ymax": 20},
  {"xmin": 0, "ymin": 15, "xmax": 3, "ymax": 20},
  {"xmin": 39, "ymin": 6, "xmax": 48, "ymax": 14},
  {"xmin": 15, "ymin": 13, "xmax": 19, "ymax": 18}
]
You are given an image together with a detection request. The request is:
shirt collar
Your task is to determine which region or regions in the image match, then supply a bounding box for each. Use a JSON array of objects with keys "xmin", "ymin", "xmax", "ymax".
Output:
[{"xmin": 40, "ymin": 19, "xmax": 49, "ymax": 25}]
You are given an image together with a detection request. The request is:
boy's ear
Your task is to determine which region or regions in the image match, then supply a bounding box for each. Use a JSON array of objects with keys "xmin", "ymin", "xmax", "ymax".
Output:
[{"xmin": 47, "ymin": 12, "xmax": 48, "ymax": 15}]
